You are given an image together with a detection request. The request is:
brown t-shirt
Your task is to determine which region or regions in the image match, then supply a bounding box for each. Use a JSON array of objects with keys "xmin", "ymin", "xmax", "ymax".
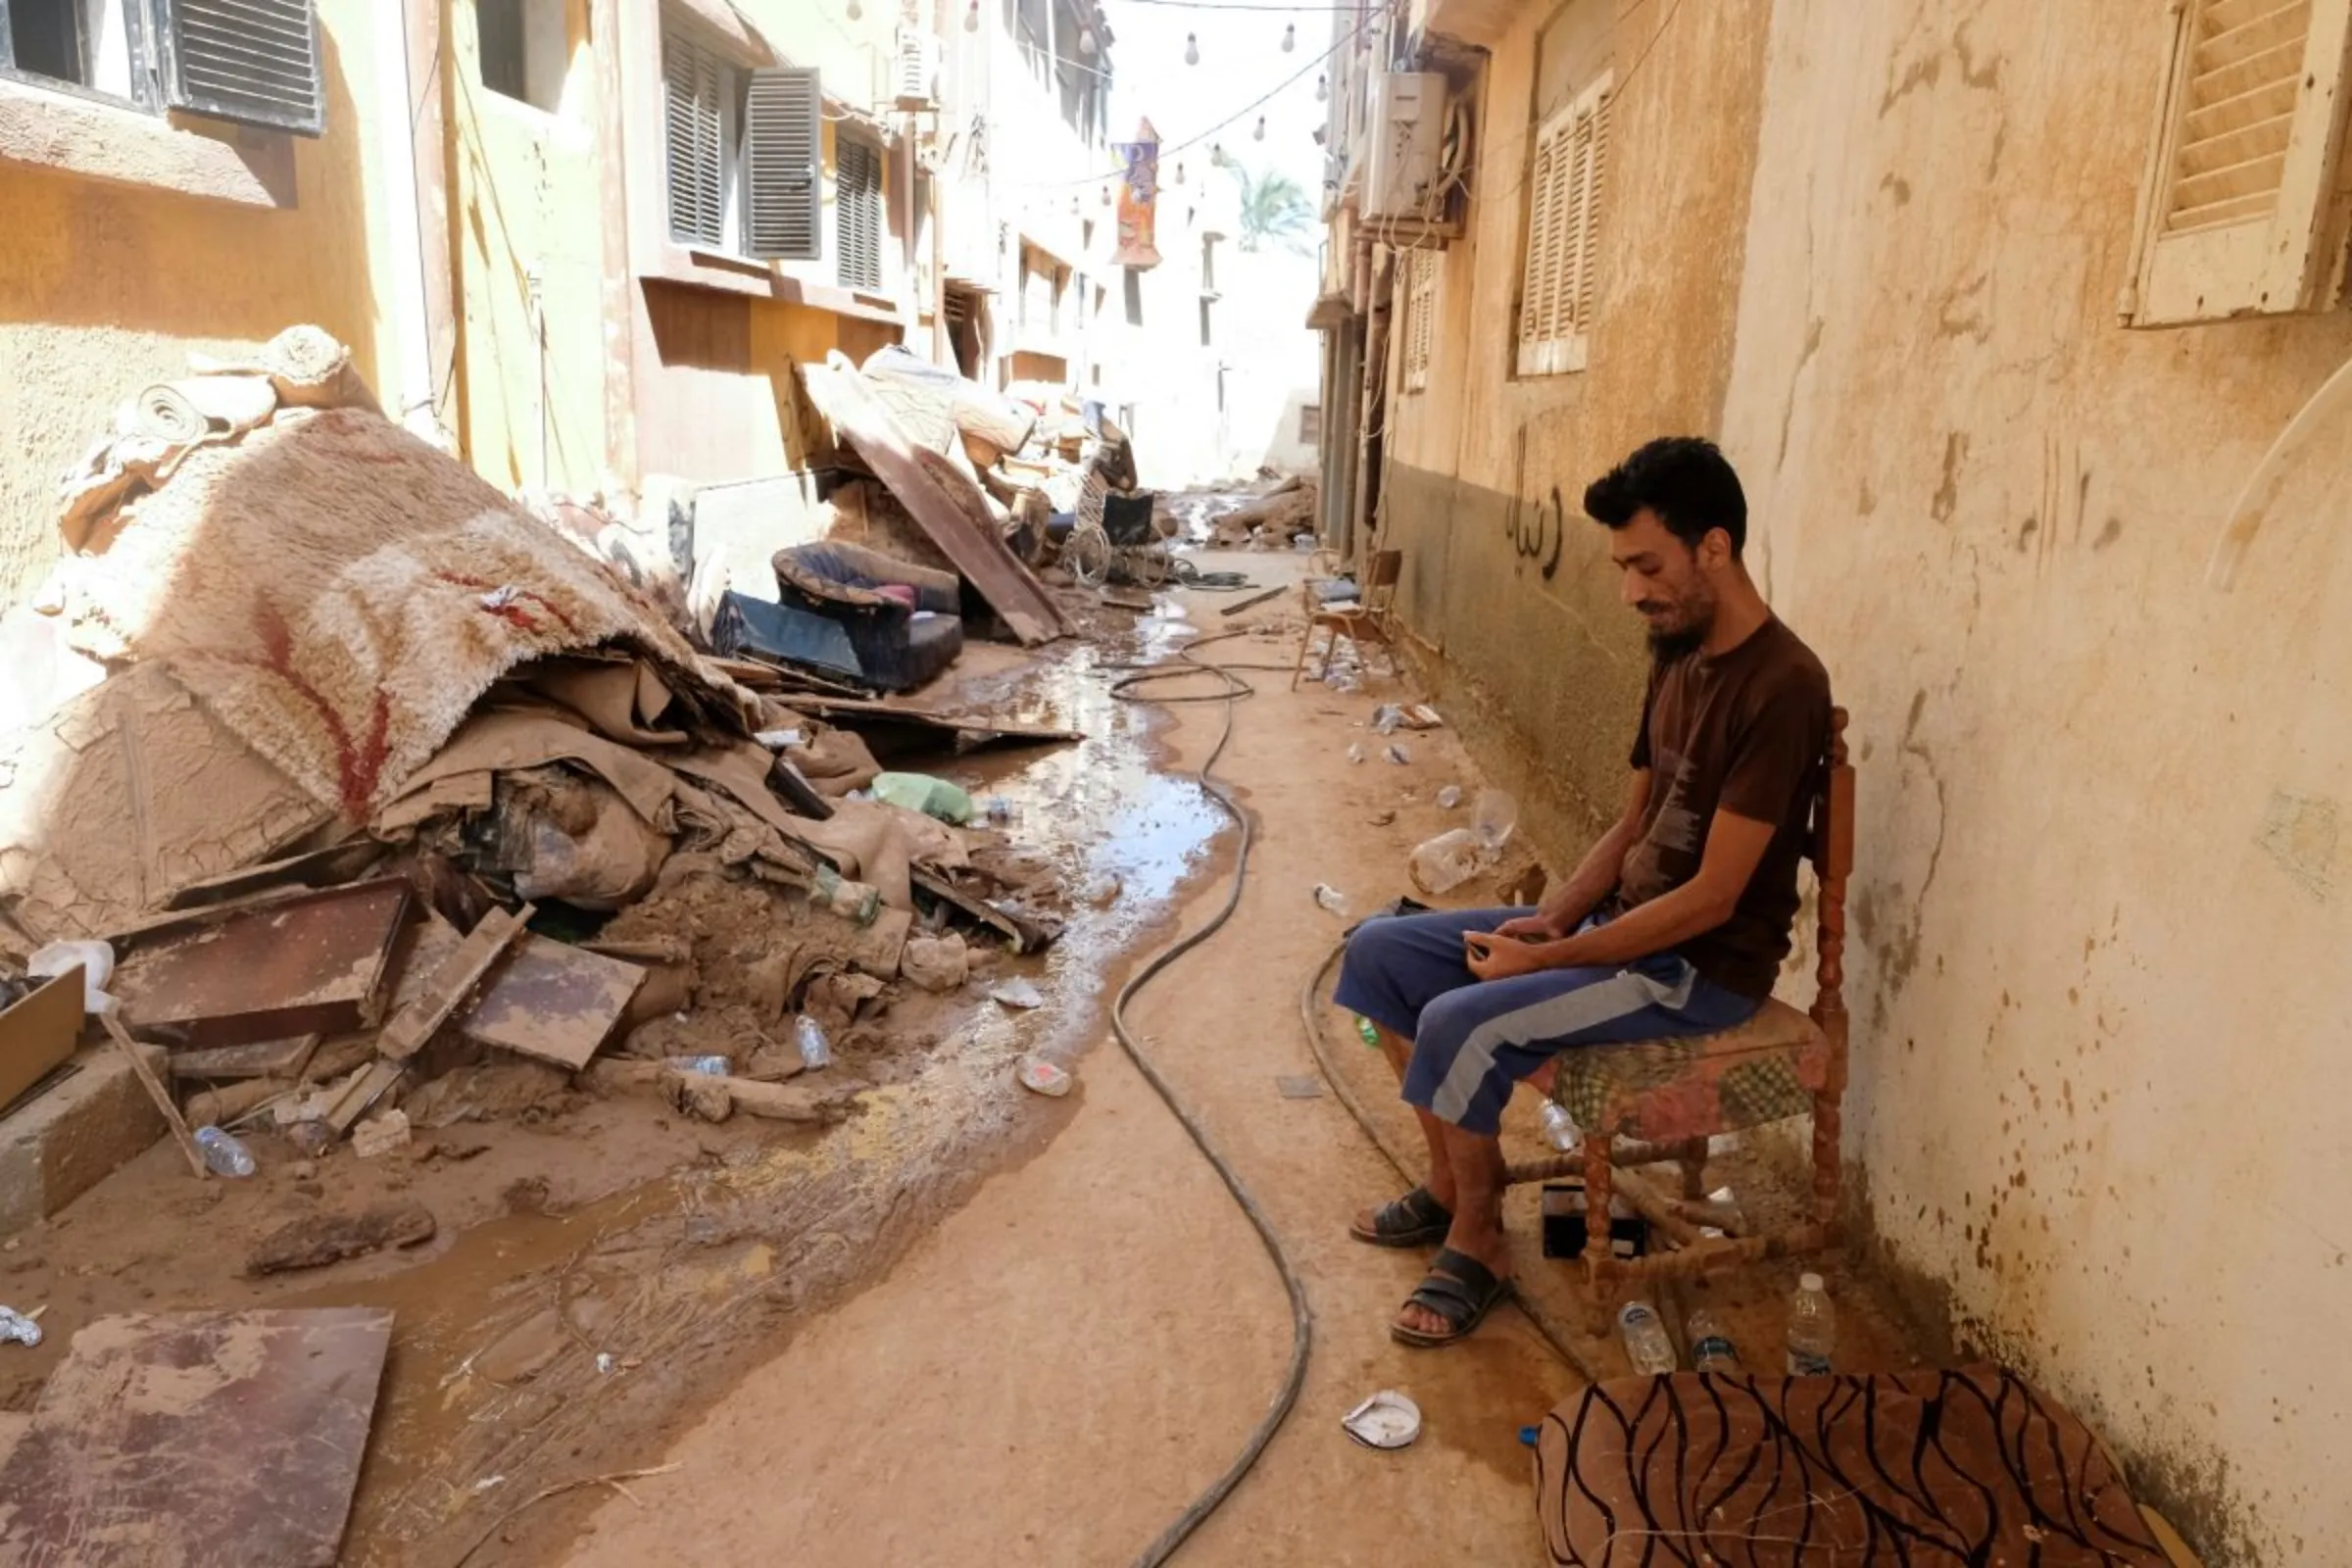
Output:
[{"xmin": 1614, "ymin": 615, "xmax": 1831, "ymax": 999}]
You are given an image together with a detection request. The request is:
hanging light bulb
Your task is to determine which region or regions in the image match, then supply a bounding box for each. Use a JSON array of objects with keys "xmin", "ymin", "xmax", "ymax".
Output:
[
  {"xmin": 1102, "ymin": 182, "xmax": 1113, "ymax": 206},
  {"xmin": 963, "ymin": 0, "xmax": 979, "ymax": 30},
  {"xmin": 1078, "ymin": 24, "xmax": 1096, "ymax": 55},
  {"xmin": 846, "ymin": 0, "xmax": 861, "ymax": 17},
  {"xmin": 1070, "ymin": 194, "xmax": 1081, "ymax": 214},
  {"xmin": 1184, "ymin": 32, "xmax": 1199, "ymax": 65},
  {"xmin": 1315, "ymin": 73, "xmax": 1328, "ymax": 102},
  {"xmin": 1173, "ymin": 161, "xmax": 1185, "ymax": 185},
  {"xmin": 1280, "ymin": 22, "xmax": 1296, "ymax": 51},
  {"xmin": 1252, "ymin": 115, "xmax": 1266, "ymax": 142}
]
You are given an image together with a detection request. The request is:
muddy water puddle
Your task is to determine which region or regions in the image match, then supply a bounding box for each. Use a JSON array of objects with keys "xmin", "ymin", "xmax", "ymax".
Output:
[{"xmin": 333, "ymin": 623, "xmax": 1229, "ymax": 1561}]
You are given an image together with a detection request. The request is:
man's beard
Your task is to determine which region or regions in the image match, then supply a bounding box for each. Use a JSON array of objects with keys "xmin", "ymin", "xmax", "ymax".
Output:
[{"xmin": 1645, "ymin": 603, "xmax": 1714, "ymax": 660}]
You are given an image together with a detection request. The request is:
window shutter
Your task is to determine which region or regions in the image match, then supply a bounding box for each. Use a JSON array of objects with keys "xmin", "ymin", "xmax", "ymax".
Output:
[
  {"xmin": 745, "ymin": 68, "xmax": 821, "ymax": 261},
  {"xmin": 1516, "ymin": 73, "xmax": 1610, "ymax": 376},
  {"xmin": 1401, "ymin": 249, "xmax": 1437, "ymax": 392},
  {"xmin": 836, "ymin": 138, "xmax": 883, "ymax": 291},
  {"xmin": 664, "ymin": 30, "xmax": 726, "ymax": 249},
  {"xmin": 2128, "ymin": 0, "xmax": 2352, "ymax": 324},
  {"xmin": 154, "ymin": 0, "xmax": 325, "ymax": 136}
]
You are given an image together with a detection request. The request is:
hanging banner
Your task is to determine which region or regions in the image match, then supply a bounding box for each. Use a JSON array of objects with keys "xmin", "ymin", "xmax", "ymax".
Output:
[{"xmin": 1112, "ymin": 119, "xmax": 1162, "ymax": 270}]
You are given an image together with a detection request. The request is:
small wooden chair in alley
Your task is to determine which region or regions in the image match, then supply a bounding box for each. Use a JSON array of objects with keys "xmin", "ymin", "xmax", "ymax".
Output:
[
  {"xmin": 1292, "ymin": 549, "xmax": 1402, "ymax": 689},
  {"xmin": 1507, "ymin": 708, "xmax": 1854, "ymax": 1330}
]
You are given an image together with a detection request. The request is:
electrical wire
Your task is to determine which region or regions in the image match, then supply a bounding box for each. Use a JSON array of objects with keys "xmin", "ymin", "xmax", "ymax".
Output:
[
  {"xmin": 1102, "ymin": 628, "xmax": 1312, "ymax": 1565},
  {"xmin": 1006, "ymin": 13, "xmax": 1370, "ymax": 187}
]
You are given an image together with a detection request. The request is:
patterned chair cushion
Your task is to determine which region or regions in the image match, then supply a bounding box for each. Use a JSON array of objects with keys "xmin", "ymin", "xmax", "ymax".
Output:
[{"xmin": 1549, "ymin": 997, "xmax": 1831, "ymax": 1145}]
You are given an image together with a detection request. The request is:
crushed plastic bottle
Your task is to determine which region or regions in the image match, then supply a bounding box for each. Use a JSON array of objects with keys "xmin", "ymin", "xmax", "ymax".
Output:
[
  {"xmin": 665, "ymin": 1054, "xmax": 729, "ymax": 1077},
  {"xmin": 1407, "ymin": 828, "xmax": 1485, "ymax": 896},
  {"xmin": 0, "ymin": 1307, "xmax": 41, "ymax": 1348},
  {"xmin": 1539, "ymin": 1102, "xmax": 1583, "ymax": 1154},
  {"xmin": 1786, "ymin": 1272, "xmax": 1837, "ymax": 1376},
  {"xmin": 1355, "ymin": 1016, "xmax": 1382, "ymax": 1050},
  {"xmin": 978, "ymin": 798, "xmax": 1017, "ymax": 827},
  {"xmin": 1617, "ymin": 1300, "xmax": 1678, "ymax": 1376},
  {"xmin": 1312, "ymin": 883, "xmax": 1348, "ymax": 915},
  {"xmin": 1471, "ymin": 789, "xmax": 1519, "ymax": 852},
  {"xmin": 1384, "ymin": 744, "xmax": 1411, "ymax": 765},
  {"xmin": 1688, "ymin": 1306, "xmax": 1741, "ymax": 1374},
  {"xmin": 795, "ymin": 1014, "xmax": 832, "ymax": 1071},
  {"xmin": 1371, "ymin": 705, "xmax": 1403, "ymax": 735},
  {"xmin": 194, "ymin": 1125, "xmax": 256, "ymax": 1179},
  {"xmin": 1435, "ymin": 785, "xmax": 1464, "ymax": 809},
  {"xmin": 1346, "ymin": 743, "xmax": 1366, "ymax": 764}
]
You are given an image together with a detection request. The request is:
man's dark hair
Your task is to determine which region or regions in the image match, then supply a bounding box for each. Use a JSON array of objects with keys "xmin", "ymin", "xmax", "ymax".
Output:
[{"xmin": 1583, "ymin": 436, "xmax": 1747, "ymax": 557}]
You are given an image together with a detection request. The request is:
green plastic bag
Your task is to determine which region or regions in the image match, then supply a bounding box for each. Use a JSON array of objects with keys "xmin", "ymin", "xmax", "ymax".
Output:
[{"xmin": 871, "ymin": 771, "xmax": 975, "ymax": 825}]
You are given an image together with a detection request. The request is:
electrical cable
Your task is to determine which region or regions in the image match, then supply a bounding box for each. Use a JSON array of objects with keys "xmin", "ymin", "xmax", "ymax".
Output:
[{"xmin": 1100, "ymin": 627, "xmax": 1312, "ymax": 1565}]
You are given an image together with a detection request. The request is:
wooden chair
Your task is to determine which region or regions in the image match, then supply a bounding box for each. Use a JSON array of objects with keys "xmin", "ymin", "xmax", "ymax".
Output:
[
  {"xmin": 1507, "ymin": 708, "xmax": 1854, "ymax": 1329},
  {"xmin": 1292, "ymin": 548, "xmax": 1402, "ymax": 689}
]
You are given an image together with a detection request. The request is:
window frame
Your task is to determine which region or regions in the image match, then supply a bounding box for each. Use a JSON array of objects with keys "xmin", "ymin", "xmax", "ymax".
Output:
[
  {"xmin": 2123, "ymin": 0, "xmax": 2352, "ymax": 326},
  {"xmin": 0, "ymin": 0, "xmax": 160, "ymax": 112},
  {"xmin": 1514, "ymin": 69, "xmax": 1612, "ymax": 378}
]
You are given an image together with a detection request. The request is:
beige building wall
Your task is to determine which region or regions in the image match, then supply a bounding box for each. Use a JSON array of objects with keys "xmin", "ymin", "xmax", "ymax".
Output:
[
  {"xmin": 0, "ymin": 0, "xmax": 406, "ymax": 605},
  {"xmin": 1360, "ymin": 0, "xmax": 2352, "ymax": 1558},
  {"xmin": 1718, "ymin": 5, "xmax": 2352, "ymax": 1560}
]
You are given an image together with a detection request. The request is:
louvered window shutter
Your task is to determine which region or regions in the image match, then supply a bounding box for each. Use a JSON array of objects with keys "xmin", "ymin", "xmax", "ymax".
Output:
[
  {"xmin": 154, "ymin": 0, "xmax": 325, "ymax": 136},
  {"xmin": 1401, "ymin": 250, "xmax": 1437, "ymax": 391},
  {"xmin": 2128, "ymin": 0, "xmax": 2352, "ymax": 324},
  {"xmin": 746, "ymin": 68, "xmax": 821, "ymax": 261},
  {"xmin": 836, "ymin": 139, "xmax": 883, "ymax": 290},
  {"xmin": 1516, "ymin": 73, "xmax": 1610, "ymax": 376},
  {"xmin": 664, "ymin": 30, "xmax": 727, "ymax": 249}
]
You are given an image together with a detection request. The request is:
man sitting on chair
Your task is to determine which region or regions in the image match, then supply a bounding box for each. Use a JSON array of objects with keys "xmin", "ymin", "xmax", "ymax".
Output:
[{"xmin": 1336, "ymin": 436, "xmax": 1831, "ymax": 1348}]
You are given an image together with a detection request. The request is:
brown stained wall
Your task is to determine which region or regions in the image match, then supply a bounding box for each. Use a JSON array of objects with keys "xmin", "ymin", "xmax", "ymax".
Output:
[
  {"xmin": 1718, "ymin": 6, "xmax": 2352, "ymax": 1560},
  {"xmin": 1378, "ymin": 0, "xmax": 1775, "ymax": 853},
  {"xmin": 1386, "ymin": 0, "xmax": 2352, "ymax": 1558}
]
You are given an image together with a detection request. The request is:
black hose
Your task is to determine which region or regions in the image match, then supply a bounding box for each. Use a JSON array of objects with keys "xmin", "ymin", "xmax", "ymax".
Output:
[
  {"xmin": 1295, "ymin": 941, "xmax": 1602, "ymax": 1383},
  {"xmin": 1104, "ymin": 630, "xmax": 1312, "ymax": 1567}
]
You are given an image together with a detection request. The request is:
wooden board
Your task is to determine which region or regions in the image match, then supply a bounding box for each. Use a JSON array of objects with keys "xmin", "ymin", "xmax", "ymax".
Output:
[
  {"xmin": 374, "ymin": 905, "xmax": 532, "ymax": 1062},
  {"xmin": 109, "ymin": 879, "xmax": 413, "ymax": 1047},
  {"xmin": 0, "ymin": 1308, "xmax": 392, "ymax": 1567},
  {"xmin": 784, "ymin": 694, "xmax": 1085, "ymax": 747},
  {"xmin": 0, "ymin": 969, "xmax": 84, "ymax": 1114},
  {"xmin": 459, "ymin": 935, "xmax": 644, "ymax": 1070}
]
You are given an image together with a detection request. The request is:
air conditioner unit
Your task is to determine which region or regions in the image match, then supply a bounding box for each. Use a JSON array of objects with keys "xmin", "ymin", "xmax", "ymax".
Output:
[
  {"xmin": 894, "ymin": 28, "xmax": 940, "ymax": 109},
  {"xmin": 1363, "ymin": 71, "xmax": 1446, "ymax": 222}
]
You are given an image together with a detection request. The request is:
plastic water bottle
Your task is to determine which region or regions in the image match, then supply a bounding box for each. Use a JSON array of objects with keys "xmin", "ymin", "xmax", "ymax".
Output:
[
  {"xmin": 194, "ymin": 1126, "xmax": 256, "ymax": 1179},
  {"xmin": 665, "ymin": 1054, "xmax": 729, "ymax": 1077},
  {"xmin": 1539, "ymin": 1102, "xmax": 1582, "ymax": 1154},
  {"xmin": 1786, "ymin": 1272, "xmax": 1836, "ymax": 1376},
  {"xmin": 1407, "ymin": 829, "xmax": 1484, "ymax": 896},
  {"xmin": 1355, "ymin": 1017, "xmax": 1381, "ymax": 1050},
  {"xmin": 1312, "ymin": 884, "xmax": 1348, "ymax": 915},
  {"xmin": 1616, "ymin": 1300, "xmax": 1677, "ymax": 1375},
  {"xmin": 795, "ymin": 1014, "xmax": 832, "ymax": 1071},
  {"xmin": 1688, "ymin": 1306, "xmax": 1741, "ymax": 1374}
]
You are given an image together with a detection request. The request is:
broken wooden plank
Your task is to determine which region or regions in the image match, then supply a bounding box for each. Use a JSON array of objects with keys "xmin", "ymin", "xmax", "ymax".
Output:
[
  {"xmin": 1218, "ymin": 585, "xmax": 1286, "ymax": 616},
  {"xmin": 910, "ymin": 867, "xmax": 1059, "ymax": 954},
  {"xmin": 374, "ymin": 904, "xmax": 533, "ymax": 1062},
  {"xmin": 109, "ymin": 878, "xmax": 414, "ymax": 1046},
  {"xmin": 325, "ymin": 1059, "xmax": 405, "ymax": 1135},
  {"xmin": 459, "ymin": 936, "xmax": 644, "ymax": 1070},
  {"xmin": 167, "ymin": 1035, "xmax": 318, "ymax": 1082},
  {"xmin": 800, "ymin": 361, "xmax": 1070, "ymax": 645},
  {"xmin": 245, "ymin": 1203, "xmax": 436, "ymax": 1276},
  {"xmin": 0, "ymin": 1309, "xmax": 391, "ymax": 1567},
  {"xmin": 96, "ymin": 1008, "xmax": 206, "ymax": 1178}
]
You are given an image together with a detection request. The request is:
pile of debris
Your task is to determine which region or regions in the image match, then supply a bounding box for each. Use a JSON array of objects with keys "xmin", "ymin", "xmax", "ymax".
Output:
[
  {"xmin": 0, "ymin": 328, "xmax": 1080, "ymax": 1186},
  {"xmin": 1197, "ymin": 471, "xmax": 1321, "ymax": 552}
]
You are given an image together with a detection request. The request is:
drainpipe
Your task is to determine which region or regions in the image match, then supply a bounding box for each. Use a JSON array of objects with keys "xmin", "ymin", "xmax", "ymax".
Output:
[{"xmin": 375, "ymin": 0, "xmax": 446, "ymax": 446}]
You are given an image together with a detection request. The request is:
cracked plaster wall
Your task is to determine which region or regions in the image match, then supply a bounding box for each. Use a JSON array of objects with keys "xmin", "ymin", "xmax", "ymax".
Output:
[{"xmin": 1718, "ymin": 3, "xmax": 2352, "ymax": 1560}]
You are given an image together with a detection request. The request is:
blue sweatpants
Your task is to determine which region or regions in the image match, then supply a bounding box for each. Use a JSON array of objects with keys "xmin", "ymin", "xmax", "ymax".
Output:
[{"xmin": 1333, "ymin": 906, "xmax": 1758, "ymax": 1136}]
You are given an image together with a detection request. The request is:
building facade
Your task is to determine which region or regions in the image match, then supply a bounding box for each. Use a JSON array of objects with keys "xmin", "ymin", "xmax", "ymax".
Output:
[{"xmin": 1314, "ymin": 3, "xmax": 2352, "ymax": 1562}]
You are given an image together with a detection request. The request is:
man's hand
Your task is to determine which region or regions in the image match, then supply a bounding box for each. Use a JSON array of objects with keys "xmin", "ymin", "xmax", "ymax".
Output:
[
  {"xmin": 1492, "ymin": 912, "xmax": 1561, "ymax": 943},
  {"xmin": 1464, "ymin": 930, "xmax": 1548, "ymax": 982}
]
